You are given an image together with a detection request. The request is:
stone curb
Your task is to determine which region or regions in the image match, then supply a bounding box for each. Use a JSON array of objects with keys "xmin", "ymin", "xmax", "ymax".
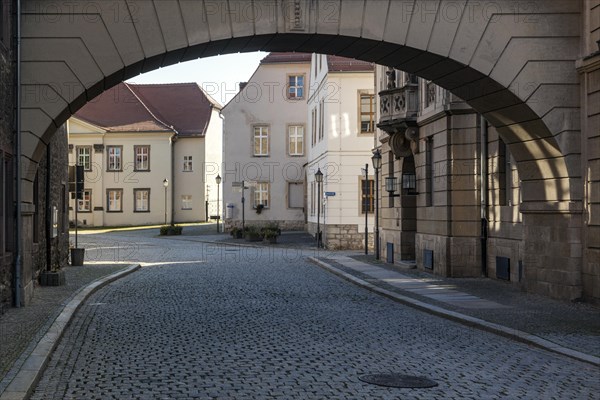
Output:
[
  {"xmin": 0, "ymin": 264, "xmax": 141, "ymax": 400},
  {"xmin": 308, "ymin": 257, "xmax": 600, "ymax": 368}
]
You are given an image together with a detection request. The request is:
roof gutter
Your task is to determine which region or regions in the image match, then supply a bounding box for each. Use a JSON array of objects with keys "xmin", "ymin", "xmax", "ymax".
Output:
[{"xmin": 14, "ymin": 0, "xmax": 22, "ymax": 307}]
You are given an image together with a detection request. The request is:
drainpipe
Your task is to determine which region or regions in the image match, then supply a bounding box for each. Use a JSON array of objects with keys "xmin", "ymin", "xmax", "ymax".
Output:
[
  {"xmin": 45, "ymin": 143, "xmax": 51, "ymax": 271},
  {"xmin": 14, "ymin": 0, "xmax": 22, "ymax": 307},
  {"xmin": 170, "ymin": 134, "xmax": 176, "ymax": 225},
  {"xmin": 480, "ymin": 115, "xmax": 488, "ymax": 277}
]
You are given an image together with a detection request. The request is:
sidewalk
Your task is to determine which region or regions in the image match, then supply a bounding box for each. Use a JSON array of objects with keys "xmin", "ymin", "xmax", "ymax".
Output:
[
  {"xmin": 310, "ymin": 252, "xmax": 600, "ymax": 366},
  {"xmin": 0, "ymin": 263, "xmax": 139, "ymax": 399}
]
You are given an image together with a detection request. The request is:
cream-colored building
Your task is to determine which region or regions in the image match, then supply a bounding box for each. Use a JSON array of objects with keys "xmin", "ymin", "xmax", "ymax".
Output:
[
  {"xmin": 306, "ymin": 55, "xmax": 376, "ymax": 249},
  {"xmin": 67, "ymin": 82, "xmax": 222, "ymax": 227},
  {"xmin": 222, "ymin": 53, "xmax": 311, "ymax": 230}
]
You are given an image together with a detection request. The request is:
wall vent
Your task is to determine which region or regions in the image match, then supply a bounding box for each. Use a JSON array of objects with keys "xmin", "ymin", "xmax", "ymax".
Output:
[
  {"xmin": 496, "ymin": 256, "xmax": 510, "ymax": 281},
  {"xmin": 423, "ymin": 249, "xmax": 433, "ymax": 270}
]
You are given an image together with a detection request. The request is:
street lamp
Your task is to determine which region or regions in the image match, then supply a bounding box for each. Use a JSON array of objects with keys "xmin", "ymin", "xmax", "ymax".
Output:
[
  {"xmin": 215, "ymin": 174, "xmax": 222, "ymax": 232},
  {"xmin": 315, "ymin": 168, "xmax": 323, "ymax": 248},
  {"xmin": 361, "ymin": 163, "xmax": 369, "ymax": 255},
  {"xmin": 241, "ymin": 180, "xmax": 246, "ymax": 231},
  {"xmin": 163, "ymin": 178, "xmax": 169, "ymax": 225},
  {"xmin": 371, "ymin": 149, "xmax": 382, "ymax": 260}
]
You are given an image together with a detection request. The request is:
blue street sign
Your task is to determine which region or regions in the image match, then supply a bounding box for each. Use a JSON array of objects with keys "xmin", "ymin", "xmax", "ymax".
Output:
[{"xmin": 325, "ymin": 192, "xmax": 336, "ymax": 197}]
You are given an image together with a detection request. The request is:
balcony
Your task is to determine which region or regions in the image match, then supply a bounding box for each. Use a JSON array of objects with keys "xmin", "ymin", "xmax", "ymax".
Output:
[{"xmin": 377, "ymin": 82, "xmax": 419, "ymax": 135}]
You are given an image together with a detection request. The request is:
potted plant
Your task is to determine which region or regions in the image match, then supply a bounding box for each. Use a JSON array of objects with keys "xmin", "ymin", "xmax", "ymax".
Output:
[
  {"xmin": 244, "ymin": 225, "xmax": 262, "ymax": 242},
  {"xmin": 159, "ymin": 225, "xmax": 183, "ymax": 236},
  {"xmin": 255, "ymin": 204, "xmax": 265, "ymax": 214},
  {"xmin": 230, "ymin": 227, "xmax": 243, "ymax": 239},
  {"xmin": 263, "ymin": 229, "xmax": 278, "ymax": 244}
]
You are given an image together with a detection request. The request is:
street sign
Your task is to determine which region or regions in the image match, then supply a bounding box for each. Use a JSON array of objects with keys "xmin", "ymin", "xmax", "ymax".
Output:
[{"xmin": 325, "ymin": 191, "xmax": 336, "ymax": 197}]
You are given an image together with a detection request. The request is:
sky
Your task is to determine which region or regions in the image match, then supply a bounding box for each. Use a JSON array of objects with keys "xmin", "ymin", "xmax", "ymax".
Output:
[{"xmin": 126, "ymin": 51, "xmax": 268, "ymax": 106}]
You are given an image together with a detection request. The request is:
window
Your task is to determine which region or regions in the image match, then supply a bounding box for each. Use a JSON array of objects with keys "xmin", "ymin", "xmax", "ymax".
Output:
[
  {"xmin": 254, "ymin": 182, "xmax": 269, "ymax": 208},
  {"xmin": 78, "ymin": 190, "xmax": 92, "ymax": 212},
  {"xmin": 2, "ymin": 153, "xmax": 14, "ymax": 253},
  {"xmin": 311, "ymin": 108, "xmax": 317, "ymax": 146},
  {"xmin": 134, "ymin": 189, "xmax": 150, "ymax": 212},
  {"xmin": 107, "ymin": 189, "xmax": 123, "ymax": 212},
  {"xmin": 498, "ymin": 139, "xmax": 513, "ymax": 207},
  {"xmin": 253, "ymin": 126, "xmax": 269, "ymax": 156},
  {"xmin": 183, "ymin": 156, "xmax": 193, "ymax": 172},
  {"xmin": 319, "ymin": 100, "xmax": 325, "ymax": 140},
  {"xmin": 288, "ymin": 75, "xmax": 305, "ymax": 99},
  {"xmin": 361, "ymin": 179, "xmax": 374, "ymax": 213},
  {"xmin": 360, "ymin": 93, "xmax": 375, "ymax": 133},
  {"xmin": 134, "ymin": 146, "xmax": 150, "ymax": 171},
  {"xmin": 310, "ymin": 181, "xmax": 316, "ymax": 216},
  {"xmin": 288, "ymin": 125, "xmax": 304, "ymax": 156},
  {"xmin": 181, "ymin": 195, "xmax": 192, "ymax": 210},
  {"xmin": 426, "ymin": 137, "xmax": 434, "ymax": 207},
  {"xmin": 107, "ymin": 146, "xmax": 122, "ymax": 171},
  {"xmin": 76, "ymin": 146, "xmax": 92, "ymax": 171},
  {"xmin": 288, "ymin": 182, "xmax": 304, "ymax": 209},
  {"xmin": 425, "ymin": 81, "xmax": 436, "ymax": 108}
]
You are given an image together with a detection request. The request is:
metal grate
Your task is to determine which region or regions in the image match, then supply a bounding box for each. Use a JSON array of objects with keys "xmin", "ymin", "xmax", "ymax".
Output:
[{"xmin": 359, "ymin": 373, "xmax": 438, "ymax": 388}]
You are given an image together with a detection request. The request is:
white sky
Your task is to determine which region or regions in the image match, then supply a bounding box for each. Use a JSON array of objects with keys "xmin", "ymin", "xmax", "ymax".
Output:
[{"xmin": 126, "ymin": 52, "xmax": 268, "ymax": 106}]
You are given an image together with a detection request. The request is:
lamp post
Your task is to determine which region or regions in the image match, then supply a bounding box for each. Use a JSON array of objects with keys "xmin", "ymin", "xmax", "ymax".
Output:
[
  {"xmin": 315, "ymin": 168, "xmax": 323, "ymax": 248},
  {"xmin": 163, "ymin": 178, "xmax": 169, "ymax": 225},
  {"xmin": 241, "ymin": 179, "xmax": 246, "ymax": 231},
  {"xmin": 361, "ymin": 163, "xmax": 369, "ymax": 255},
  {"xmin": 371, "ymin": 150, "xmax": 382, "ymax": 260},
  {"xmin": 215, "ymin": 174, "xmax": 222, "ymax": 232}
]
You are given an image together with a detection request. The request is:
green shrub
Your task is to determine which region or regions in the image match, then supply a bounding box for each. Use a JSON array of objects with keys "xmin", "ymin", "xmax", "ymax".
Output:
[{"xmin": 159, "ymin": 225, "xmax": 183, "ymax": 236}]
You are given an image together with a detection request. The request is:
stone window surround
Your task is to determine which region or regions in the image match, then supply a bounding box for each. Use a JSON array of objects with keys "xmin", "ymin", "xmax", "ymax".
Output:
[
  {"xmin": 77, "ymin": 189, "xmax": 92, "ymax": 213},
  {"xmin": 358, "ymin": 90, "xmax": 375, "ymax": 134},
  {"xmin": 133, "ymin": 188, "xmax": 150, "ymax": 213},
  {"xmin": 359, "ymin": 176, "xmax": 375, "ymax": 214},
  {"xmin": 287, "ymin": 124, "xmax": 305, "ymax": 156},
  {"xmin": 183, "ymin": 155, "xmax": 193, "ymax": 172},
  {"xmin": 253, "ymin": 182, "xmax": 270, "ymax": 209},
  {"xmin": 134, "ymin": 145, "xmax": 151, "ymax": 172},
  {"xmin": 76, "ymin": 145, "xmax": 92, "ymax": 171},
  {"xmin": 287, "ymin": 73, "xmax": 306, "ymax": 100},
  {"xmin": 106, "ymin": 188, "xmax": 123, "ymax": 213},
  {"xmin": 106, "ymin": 145, "xmax": 123, "ymax": 172},
  {"xmin": 181, "ymin": 194, "xmax": 192, "ymax": 210},
  {"xmin": 252, "ymin": 125, "xmax": 270, "ymax": 157}
]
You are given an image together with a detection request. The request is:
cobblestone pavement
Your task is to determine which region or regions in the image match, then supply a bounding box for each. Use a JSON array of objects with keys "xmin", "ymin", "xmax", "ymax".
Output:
[
  {"xmin": 0, "ymin": 263, "xmax": 126, "ymax": 387},
  {"xmin": 31, "ymin": 232, "xmax": 600, "ymax": 399}
]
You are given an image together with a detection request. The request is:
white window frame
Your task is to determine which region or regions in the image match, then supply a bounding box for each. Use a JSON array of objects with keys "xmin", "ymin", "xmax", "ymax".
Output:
[
  {"xmin": 253, "ymin": 126, "xmax": 269, "ymax": 156},
  {"xmin": 253, "ymin": 182, "xmax": 269, "ymax": 208},
  {"xmin": 134, "ymin": 189, "xmax": 150, "ymax": 212},
  {"xmin": 288, "ymin": 125, "xmax": 304, "ymax": 156},
  {"xmin": 107, "ymin": 189, "xmax": 122, "ymax": 212},
  {"xmin": 134, "ymin": 146, "xmax": 150, "ymax": 171},
  {"xmin": 183, "ymin": 156, "xmax": 193, "ymax": 172},
  {"xmin": 181, "ymin": 195, "xmax": 193, "ymax": 210},
  {"xmin": 76, "ymin": 146, "xmax": 92, "ymax": 171},
  {"xmin": 78, "ymin": 189, "xmax": 92, "ymax": 212},
  {"xmin": 107, "ymin": 146, "xmax": 122, "ymax": 171},
  {"xmin": 288, "ymin": 74, "xmax": 305, "ymax": 99},
  {"xmin": 359, "ymin": 93, "xmax": 375, "ymax": 134}
]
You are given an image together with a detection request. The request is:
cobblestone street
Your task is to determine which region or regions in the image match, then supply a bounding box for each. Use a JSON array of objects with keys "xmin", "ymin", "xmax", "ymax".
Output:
[{"xmin": 31, "ymin": 232, "xmax": 599, "ymax": 399}]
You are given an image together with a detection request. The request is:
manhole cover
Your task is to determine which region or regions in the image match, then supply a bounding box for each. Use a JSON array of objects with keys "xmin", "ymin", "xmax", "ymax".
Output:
[{"xmin": 358, "ymin": 373, "xmax": 438, "ymax": 388}]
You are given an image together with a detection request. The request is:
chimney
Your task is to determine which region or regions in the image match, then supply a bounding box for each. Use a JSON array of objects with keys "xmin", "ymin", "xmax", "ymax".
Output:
[{"xmin": 239, "ymin": 82, "xmax": 248, "ymax": 92}]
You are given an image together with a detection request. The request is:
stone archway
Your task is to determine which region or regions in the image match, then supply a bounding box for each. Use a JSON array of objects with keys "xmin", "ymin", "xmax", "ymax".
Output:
[{"xmin": 18, "ymin": 0, "xmax": 587, "ymax": 299}]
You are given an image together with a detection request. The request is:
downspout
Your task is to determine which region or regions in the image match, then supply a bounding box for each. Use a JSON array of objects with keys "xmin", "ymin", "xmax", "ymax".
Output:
[
  {"xmin": 14, "ymin": 0, "xmax": 22, "ymax": 307},
  {"xmin": 45, "ymin": 143, "xmax": 51, "ymax": 271},
  {"xmin": 480, "ymin": 115, "xmax": 488, "ymax": 277},
  {"xmin": 170, "ymin": 134, "xmax": 176, "ymax": 225}
]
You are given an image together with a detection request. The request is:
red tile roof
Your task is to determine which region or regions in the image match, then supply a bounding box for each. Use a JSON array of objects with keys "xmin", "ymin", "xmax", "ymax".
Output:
[
  {"xmin": 74, "ymin": 82, "xmax": 219, "ymax": 137},
  {"xmin": 260, "ymin": 52, "xmax": 312, "ymax": 64},
  {"xmin": 327, "ymin": 55, "xmax": 374, "ymax": 72}
]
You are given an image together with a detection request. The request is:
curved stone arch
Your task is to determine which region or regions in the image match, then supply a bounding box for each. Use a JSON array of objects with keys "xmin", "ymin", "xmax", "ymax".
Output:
[{"xmin": 20, "ymin": 0, "xmax": 581, "ymax": 211}]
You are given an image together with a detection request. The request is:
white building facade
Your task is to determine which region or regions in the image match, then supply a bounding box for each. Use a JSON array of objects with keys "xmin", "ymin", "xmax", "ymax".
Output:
[
  {"xmin": 306, "ymin": 55, "xmax": 376, "ymax": 249},
  {"xmin": 222, "ymin": 53, "xmax": 311, "ymax": 230},
  {"xmin": 67, "ymin": 82, "xmax": 222, "ymax": 227}
]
